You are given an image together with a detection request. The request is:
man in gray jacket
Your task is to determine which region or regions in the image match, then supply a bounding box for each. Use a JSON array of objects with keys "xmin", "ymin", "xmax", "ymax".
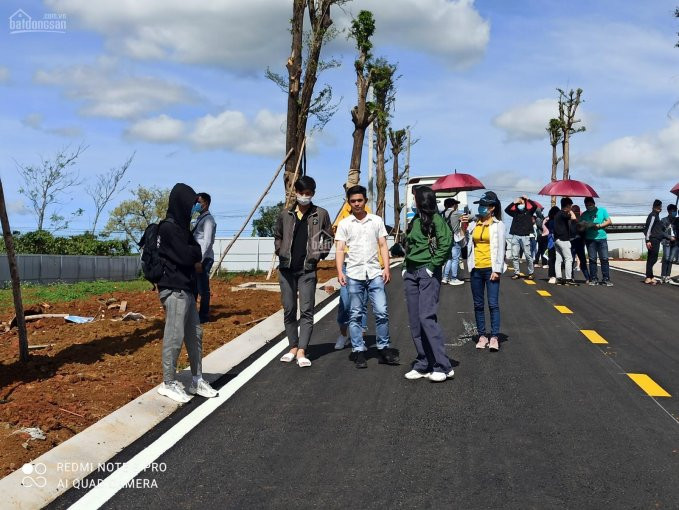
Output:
[
  {"xmin": 274, "ymin": 176, "xmax": 332, "ymax": 368},
  {"xmin": 192, "ymin": 192, "xmax": 216, "ymax": 323}
]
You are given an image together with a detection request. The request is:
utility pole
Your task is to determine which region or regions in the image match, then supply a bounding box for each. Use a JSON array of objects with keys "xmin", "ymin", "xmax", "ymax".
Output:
[
  {"xmin": 367, "ymin": 87, "xmax": 374, "ymax": 211},
  {"xmin": 403, "ymin": 128, "xmax": 411, "ymax": 228}
]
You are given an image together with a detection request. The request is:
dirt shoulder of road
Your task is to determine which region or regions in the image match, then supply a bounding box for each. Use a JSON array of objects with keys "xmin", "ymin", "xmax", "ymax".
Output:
[{"xmin": 0, "ymin": 262, "xmax": 338, "ymax": 477}]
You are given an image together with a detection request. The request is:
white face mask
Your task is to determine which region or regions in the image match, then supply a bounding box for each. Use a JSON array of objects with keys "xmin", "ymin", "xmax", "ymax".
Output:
[{"xmin": 296, "ymin": 194, "xmax": 312, "ymax": 206}]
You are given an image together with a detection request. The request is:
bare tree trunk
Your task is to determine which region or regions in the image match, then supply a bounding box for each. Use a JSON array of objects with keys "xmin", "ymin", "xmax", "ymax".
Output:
[
  {"xmin": 0, "ymin": 179, "xmax": 29, "ymax": 362},
  {"xmin": 392, "ymin": 148, "xmax": 400, "ymax": 230},
  {"xmin": 375, "ymin": 148, "xmax": 386, "ymax": 219},
  {"xmin": 562, "ymin": 134, "xmax": 570, "ymax": 180},
  {"xmin": 284, "ymin": 0, "xmax": 305, "ymax": 195},
  {"xmin": 347, "ymin": 124, "xmax": 367, "ymax": 188}
]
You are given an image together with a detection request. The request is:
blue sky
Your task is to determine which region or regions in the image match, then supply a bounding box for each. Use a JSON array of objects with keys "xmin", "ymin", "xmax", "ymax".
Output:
[{"xmin": 1, "ymin": 0, "xmax": 678, "ymax": 236}]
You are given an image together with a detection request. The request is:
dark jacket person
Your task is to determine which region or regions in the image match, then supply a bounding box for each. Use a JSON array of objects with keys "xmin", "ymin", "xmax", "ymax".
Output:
[{"xmin": 157, "ymin": 183, "xmax": 218, "ymax": 403}]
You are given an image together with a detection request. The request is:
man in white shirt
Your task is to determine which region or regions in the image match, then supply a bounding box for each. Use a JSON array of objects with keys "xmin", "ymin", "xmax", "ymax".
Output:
[
  {"xmin": 335, "ymin": 185, "xmax": 397, "ymax": 369},
  {"xmin": 192, "ymin": 192, "xmax": 216, "ymax": 323}
]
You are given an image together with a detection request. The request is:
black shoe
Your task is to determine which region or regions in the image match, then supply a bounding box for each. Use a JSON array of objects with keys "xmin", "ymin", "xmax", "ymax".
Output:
[
  {"xmin": 566, "ymin": 279, "xmax": 579, "ymax": 286},
  {"xmin": 511, "ymin": 273, "xmax": 521, "ymax": 280},
  {"xmin": 526, "ymin": 273, "xmax": 535, "ymax": 280},
  {"xmin": 354, "ymin": 351, "xmax": 368, "ymax": 369},
  {"xmin": 557, "ymin": 278, "xmax": 566, "ymax": 285},
  {"xmin": 379, "ymin": 348, "xmax": 400, "ymax": 365},
  {"xmin": 601, "ymin": 280, "xmax": 614, "ymax": 287}
]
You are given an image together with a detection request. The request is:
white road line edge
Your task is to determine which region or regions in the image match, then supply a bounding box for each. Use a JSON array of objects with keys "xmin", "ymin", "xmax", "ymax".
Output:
[{"xmin": 69, "ymin": 295, "xmax": 340, "ymax": 510}]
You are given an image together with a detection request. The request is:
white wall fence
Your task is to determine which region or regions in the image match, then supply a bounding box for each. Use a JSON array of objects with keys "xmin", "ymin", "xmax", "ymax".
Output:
[
  {"xmin": 213, "ymin": 236, "xmax": 397, "ymax": 273},
  {"xmin": 0, "ymin": 255, "xmax": 142, "ymax": 286}
]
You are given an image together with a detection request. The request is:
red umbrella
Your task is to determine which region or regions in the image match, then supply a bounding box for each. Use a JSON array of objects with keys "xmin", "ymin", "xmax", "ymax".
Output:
[
  {"xmin": 431, "ymin": 171, "xmax": 485, "ymax": 192},
  {"xmin": 538, "ymin": 179, "xmax": 599, "ymax": 198},
  {"xmin": 671, "ymin": 182, "xmax": 679, "ymax": 196}
]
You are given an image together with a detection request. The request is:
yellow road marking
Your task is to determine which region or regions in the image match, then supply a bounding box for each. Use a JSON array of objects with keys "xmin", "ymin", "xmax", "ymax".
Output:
[
  {"xmin": 626, "ymin": 374, "xmax": 671, "ymax": 397},
  {"xmin": 523, "ymin": 280, "xmax": 536, "ymax": 285},
  {"xmin": 537, "ymin": 290, "xmax": 551, "ymax": 297},
  {"xmin": 581, "ymin": 330, "xmax": 608, "ymax": 344},
  {"xmin": 554, "ymin": 305, "xmax": 573, "ymax": 314}
]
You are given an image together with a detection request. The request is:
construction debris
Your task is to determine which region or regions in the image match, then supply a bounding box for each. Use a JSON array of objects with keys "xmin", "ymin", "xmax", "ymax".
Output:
[{"xmin": 121, "ymin": 312, "xmax": 145, "ymax": 321}]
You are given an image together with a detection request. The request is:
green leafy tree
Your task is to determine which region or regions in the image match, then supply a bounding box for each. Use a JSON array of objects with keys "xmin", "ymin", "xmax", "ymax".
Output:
[
  {"xmin": 346, "ymin": 10, "xmax": 377, "ymax": 189},
  {"xmin": 0, "ymin": 230, "xmax": 131, "ymax": 256},
  {"xmin": 252, "ymin": 202, "xmax": 284, "ymax": 237},
  {"xmin": 103, "ymin": 186, "xmax": 170, "ymax": 244}
]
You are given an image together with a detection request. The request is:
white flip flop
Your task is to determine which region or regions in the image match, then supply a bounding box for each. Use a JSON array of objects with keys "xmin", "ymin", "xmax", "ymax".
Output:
[
  {"xmin": 279, "ymin": 352, "xmax": 295, "ymax": 363},
  {"xmin": 296, "ymin": 357, "xmax": 312, "ymax": 368}
]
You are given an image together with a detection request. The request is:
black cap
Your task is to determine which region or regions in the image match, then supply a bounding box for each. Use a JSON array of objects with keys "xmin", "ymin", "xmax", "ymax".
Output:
[{"xmin": 473, "ymin": 191, "xmax": 499, "ymax": 206}]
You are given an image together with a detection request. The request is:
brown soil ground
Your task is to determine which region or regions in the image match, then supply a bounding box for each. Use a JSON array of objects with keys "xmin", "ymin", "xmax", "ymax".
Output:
[{"xmin": 0, "ymin": 261, "xmax": 338, "ymax": 477}]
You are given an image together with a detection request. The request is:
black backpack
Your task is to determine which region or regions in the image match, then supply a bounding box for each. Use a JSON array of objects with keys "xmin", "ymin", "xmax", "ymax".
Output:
[{"xmin": 139, "ymin": 219, "xmax": 173, "ymax": 284}]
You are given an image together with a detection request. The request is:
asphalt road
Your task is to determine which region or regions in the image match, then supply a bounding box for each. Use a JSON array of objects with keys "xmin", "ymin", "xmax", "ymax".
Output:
[{"xmin": 54, "ymin": 264, "xmax": 679, "ymax": 510}]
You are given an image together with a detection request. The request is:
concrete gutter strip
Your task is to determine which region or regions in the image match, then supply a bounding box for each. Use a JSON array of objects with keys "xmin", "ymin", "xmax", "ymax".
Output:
[{"xmin": 0, "ymin": 284, "xmax": 337, "ymax": 510}]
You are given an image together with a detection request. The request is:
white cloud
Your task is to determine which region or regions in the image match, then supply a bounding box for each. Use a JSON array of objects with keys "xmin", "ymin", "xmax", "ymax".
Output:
[
  {"xmin": 354, "ymin": 0, "xmax": 490, "ymax": 69},
  {"xmin": 493, "ymin": 98, "xmax": 590, "ymax": 142},
  {"xmin": 190, "ymin": 109, "xmax": 285, "ymax": 156},
  {"xmin": 0, "ymin": 67, "xmax": 9, "ymax": 83},
  {"xmin": 46, "ymin": 0, "xmax": 489, "ymax": 72},
  {"xmin": 34, "ymin": 60, "xmax": 197, "ymax": 119},
  {"xmin": 45, "ymin": 0, "xmax": 291, "ymax": 73},
  {"xmin": 126, "ymin": 114, "xmax": 185, "ymax": 142},
  {"xmin": 479, "ymin": 170, "xmax": 545, "ymax": 198},
  {"xmin": 580, "ymin": 121, "xmax": 679, "ymax": 180},
  {"xmin": 6, "ymin": 200, "xmax": 31, "ymax": 216},
  {"xmin": 21, "ymin": 112, "xmax": 82, "ymax": 137}
]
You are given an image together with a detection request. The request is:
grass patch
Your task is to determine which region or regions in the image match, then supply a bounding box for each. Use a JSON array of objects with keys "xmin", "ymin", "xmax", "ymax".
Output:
[
  {"xmin": 213, "ymin": 270, "xmax": 267, "ymax": 282},
  {"xmin": 0, "ymin": 279, "xmax": 151, "ymax": 310}
]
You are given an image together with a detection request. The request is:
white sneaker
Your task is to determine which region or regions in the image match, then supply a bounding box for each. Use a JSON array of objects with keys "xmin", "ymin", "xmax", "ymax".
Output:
[
  {"xmin": 158, "ymin": 381, "xmax": 191, "ymax": 403},
  {"xmin": 446, "ymin": 368, "xmax": 455, "ymax": 379},
  {"xmin": 428, "ymin": 371, "xmax": 447, "ymax": 382},
  {"xmin": 404, "ymin": 370, "xmax": 431, "ymax": 380},
  {"xmin": 548, "ymin": 277, "xmax": 557, "ymax": 284},
  {"xmin": 669, "ymin": 278, "xmax": 679, "ymax": 286},
  {"xmin": 449, "ymin": 278, "xmax": 464, "ymax": 286},
  {"xmin": 189, "ymin": 379, "xmax": 218, "ymax": 398},
  {"xmin": 334, "ymin": 334, "xmax": 350, "ymax": 350},
  {"xmin": 442, "ymin": 278, "xmax": 450, "ymax": 284}
]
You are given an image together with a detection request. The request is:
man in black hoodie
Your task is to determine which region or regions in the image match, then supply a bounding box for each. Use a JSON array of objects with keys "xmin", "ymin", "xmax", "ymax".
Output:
[
  {"xmin": 505, "ymin": 196, "xmax": 538, "ymax": 279},
  {"xmin": 157, "ymin": 183, "xmax": 218, "ymax": 403}
]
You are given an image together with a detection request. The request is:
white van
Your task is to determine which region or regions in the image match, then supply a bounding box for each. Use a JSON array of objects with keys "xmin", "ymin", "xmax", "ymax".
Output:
[{"xmin": 405, "ymin": 175, "xmax": 469, "ymax": 224}]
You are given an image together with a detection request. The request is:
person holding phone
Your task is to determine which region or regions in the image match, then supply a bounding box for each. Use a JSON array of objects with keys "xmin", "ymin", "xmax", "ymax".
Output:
[
  {"xmin": 463, "ymin": 191, "xmax": 506, "ymax": 352},
  {"xmin": 442, "ymin": 198, "xmax": 466, "ymax": 285}
]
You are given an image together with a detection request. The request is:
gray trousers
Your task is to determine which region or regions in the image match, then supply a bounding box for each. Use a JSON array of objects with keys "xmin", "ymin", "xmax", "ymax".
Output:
[
  {"xmin": 159, "ymin": 289, "xmax": 202, "ymax": 383},
  {"xmin": 555, "ymin": 239, "xmax": 573, "ymax": 280},
  {"xmin": 403, "ymin": 267, "xmax": 452, "ymax": 374},
  {"xmin": 511, "ymin": 235, "xmax": 534, "ymax": 275},
  {"xmin": 279, "ymin": 269, "xmax": 317, "ymax": 349}
]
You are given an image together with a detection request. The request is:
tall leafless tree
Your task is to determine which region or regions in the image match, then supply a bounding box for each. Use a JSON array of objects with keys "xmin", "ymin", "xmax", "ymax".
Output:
[
  {"xmin": 87, "ymin": 152, "xmax": 134, "ymax": 234},
  {"xmin": 547, "ymin": 118, "xmax": 564, "ymax": 207},
  {"xmin": 389, "ymin": 128, "xmax": 408, "ymax": 232},
  {"xmin": 372, "ymin": 59, "xmax": 397, "ymax": 220},
  {"xmin": 269, "ymin": 0, "xmax": 348, "ymax": 197},
  {"xmin": 557, "ymin": 88, "xmax": 585, "ymax": 180},
  {"xmin": 16, "ymin": 143, "xmax": 86, "ymax": 230}
]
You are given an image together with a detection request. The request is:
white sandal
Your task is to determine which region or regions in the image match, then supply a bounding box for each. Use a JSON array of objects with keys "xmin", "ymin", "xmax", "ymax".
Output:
[
  {"xmin": 279, "ymin": 352, "xmax": 295, "ymax": 363},
  {"xmin": 296, "ymin": 357, "xmax": 312, "ymax": 367}
]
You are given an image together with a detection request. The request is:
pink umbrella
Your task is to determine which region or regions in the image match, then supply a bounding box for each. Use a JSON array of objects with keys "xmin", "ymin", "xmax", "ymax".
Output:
[
  {"xmin": 431, "ymin": 171, "xmax": 485, "ymax": 192},
  {"xmin": 538, "ymin": 179, "xmax": 599, "ymax": 198},
  {"xmin": 671, "ymin": 182, "xmax": 679, "ymax": 196}
]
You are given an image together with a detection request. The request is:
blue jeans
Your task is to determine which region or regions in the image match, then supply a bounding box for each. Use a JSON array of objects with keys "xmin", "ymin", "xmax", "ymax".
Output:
[
  {"xmin": 196, "ymin": 258, "xmax": 213, "ymax": 322},
  {"xmin": 662, "ymin": 243, "xmax": 679, "ymax": 277},
  {"xmin": 511, "ymin": 235, "xmax": 534, "ymax": 275},
  {"xmin": 337, "ymin": 265, "xmax": 368, "ymax": 329},
  {"xmin": 586, "ymin": 239, "xmax": 610, "ymax": 282},
  {"xmin": 442, "ymin": 240, "xmax": 463, "ymax": 280},
  {"xmin": 470, "ymin": 268, "xmax": 500, "ymax": 337},
  {"xmin": 347, "ymin": 276, "xmax": 390, "ymax": 352}
]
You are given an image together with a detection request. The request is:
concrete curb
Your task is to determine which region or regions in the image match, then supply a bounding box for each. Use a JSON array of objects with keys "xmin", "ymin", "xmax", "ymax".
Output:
[{"xmin": 0, "ymin": 283, "xmax": 338, "ymax": 510}]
